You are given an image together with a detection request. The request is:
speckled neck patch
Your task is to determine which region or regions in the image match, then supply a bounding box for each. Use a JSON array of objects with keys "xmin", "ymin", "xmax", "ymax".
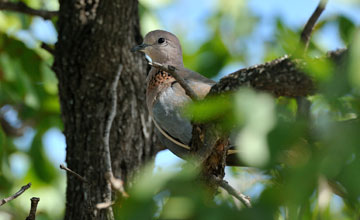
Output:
[{"xmin": 148, "ymin": 70, "xmax": 175, "ymax": 89}]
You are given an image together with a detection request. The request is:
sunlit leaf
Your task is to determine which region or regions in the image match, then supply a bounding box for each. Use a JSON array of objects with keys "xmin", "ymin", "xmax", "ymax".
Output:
[{"xmin": 234, "ymin": 88, "xmax": 276, "ymax": 167}]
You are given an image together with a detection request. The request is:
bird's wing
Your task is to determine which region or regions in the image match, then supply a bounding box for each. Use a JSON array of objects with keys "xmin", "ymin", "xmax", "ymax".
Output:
[
  {"xmin": 151, "ymin": 68, "xmax": 213, "ymax": 151},
  {"xmin": 150, "ymin": 68, "xmax": 240, "ymax": 164}
]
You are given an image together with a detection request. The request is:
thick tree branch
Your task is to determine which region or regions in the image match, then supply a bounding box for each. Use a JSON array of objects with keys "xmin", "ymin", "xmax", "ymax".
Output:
[
  {"xmin": 26, "ymin": 197, "xmax": 40, "ymax": 220},
  {"xmin": 0, "ymin": 183, "xmax": 31, "ymax": 206},
  {"xmin": 210, "ymin": 49, "xmax": 347, "ymax": 96},
  {"xmin": 0, "ymin": 1, "xmax": 58, "ymax": 20}
]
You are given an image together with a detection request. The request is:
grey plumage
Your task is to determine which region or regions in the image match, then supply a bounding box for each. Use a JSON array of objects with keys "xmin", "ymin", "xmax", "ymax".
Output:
[{"xmin": 132, "ymin": 30, "xmax": 240, "ymax": 165}]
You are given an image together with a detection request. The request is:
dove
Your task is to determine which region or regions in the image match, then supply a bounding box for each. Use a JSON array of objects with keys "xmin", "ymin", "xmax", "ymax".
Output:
[{"xmin": 132, "ymin": 30, "xmax": 240, "ymax": 165}]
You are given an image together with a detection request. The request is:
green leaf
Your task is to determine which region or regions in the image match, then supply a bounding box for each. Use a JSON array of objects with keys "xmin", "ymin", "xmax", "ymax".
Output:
[
  {"xmin": 338, "ymin": 15, "xmax": 356, "ymax": 45},
  {"xmin": 183, "ymin": 94, "xmax": 233, "ymax": 123},
  {"xmin": 349, "ymin": 30, "xmax": 360, "ymax": 89},
  {"xmin": 29, "ymin": 130, "xmax": 57, "ymax": 182}
]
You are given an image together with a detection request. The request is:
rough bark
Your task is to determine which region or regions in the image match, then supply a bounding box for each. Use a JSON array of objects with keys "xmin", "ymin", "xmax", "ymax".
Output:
[
  {"xmin": 53, "ymin": 1, "xmax": 157, "ymax": 219},
  {"xmin": 210, "ymin": 49, "xmax": 347, "ymax": 96}
]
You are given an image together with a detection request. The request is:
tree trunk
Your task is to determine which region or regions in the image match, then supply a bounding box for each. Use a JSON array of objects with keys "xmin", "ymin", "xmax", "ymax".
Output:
[{"xmin": 53, "ymin": 1, "xmax": 157, "ymax": 219}]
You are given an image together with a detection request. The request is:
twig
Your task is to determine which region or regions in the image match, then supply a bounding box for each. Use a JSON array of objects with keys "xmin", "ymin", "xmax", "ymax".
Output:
[
  {"xmin": 0, "ymin": 183, "xmax": 31, "ymax": 206},
  {"xmin": 60, "ymin": 164, "xmax": 88, "ymax": 183},
  {"xmin": 212, "ymin": 177, "xmax": 252, "ymax": 208},
  {"xmin": 26, "ymin": 197, "xmax": 40, "ymax": 220},
  {"xmin": 105, "ymin": 172, "xmax": 128, "ymax": 198},
  {"xmin": 102, "ymin": 64, "xmax": 122, "ymax": 177},
  {"xmin": 96, "ymin": 201, "xmax": 115, "ymax": 210},
  {"xmin": 97, "ymin": 173, "xmax": 128, "ymax": 211},
  {"xmin": 102, "ymin": 64, "xmax": 122, "ymax": 184},
  {"xmin": 300, "ymin": 0, "xmax": 328, "ymax": 52},
  {"xmin": 101, "ymin": 64, "xmax": 123, "ymax": 220},
  {"xmin": 296, "ymin": 0, "xmax": 328, "ymax": 119},
  {"xmin": 41, "ymin": 43, "xmax": 55, "ymax": 55},
  {"xmin": 149, "ymin": 62, "xmax": 199, "ymax": 101},
  {"xmin": 0, "ymin": 1, "xmax": 58, "ymax": 20},
  {"xmin": 96, "ymin": 173, "xmax": 128, "ymax": 210}
]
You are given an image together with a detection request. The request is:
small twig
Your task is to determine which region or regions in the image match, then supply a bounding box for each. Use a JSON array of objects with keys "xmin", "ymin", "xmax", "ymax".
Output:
[
  {"xmin": 105, "ymin": 172, "xmax": 129, "ymax": 198},
  {"xmin": 0, "ymin": 183, "xmax": 31, "ymax": 206},
  {"xmin": 102, "ymin": 64, "xmax": 122, "ymax": 176},
  {"xmin": 41, "ymin": 43, "xmax": 55, "ymax": 55},
  {"xmin": 149, "ymin": 62, "xmax": 199, "ymax": 101},
  {"xmin": 26, "ymin": 197, "xmax": 40, "ymax": 220},
  {"xmin": 60, "ymin": 164, "xmax": 88, "ymax": 183},
  {"xmin": 0, "ymin": 1, "xmax": 58, "ymax": 20},
  {"xmin": 300, "ymin": 0, "xmax": 328, "ymax": 52},
  {"xmin": 212, "ymin": 177, "xmax": 252, "ymax": 208},
  {"xmin": 100, "ymin": 64, "xmax": 123, "ymax": 220},
  {"xmin": 102, "ymin": 65, "xmax": 122, "ymax": 185},
  {"xmin": 97, "ymin": 173, "xmax": 128, "ymax": 211},
  {"xmin": 296, "ymin": 0, "xmax": 328, "ymax": 119},
  {"xmin": 96, "ymin": 201, "xmax": 115, "ymax": 210}
]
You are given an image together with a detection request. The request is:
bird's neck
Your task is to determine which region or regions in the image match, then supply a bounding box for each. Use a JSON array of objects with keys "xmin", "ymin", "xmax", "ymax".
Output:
[{"xmin": 160, "ymin": 59, "xmax": 184, "ymax": 68}]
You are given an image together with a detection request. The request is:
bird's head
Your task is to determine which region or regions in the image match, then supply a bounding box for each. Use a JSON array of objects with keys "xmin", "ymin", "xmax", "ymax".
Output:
[{"xmin": 131, "ymin": 30, "xmax": 184, "ymax": 67}]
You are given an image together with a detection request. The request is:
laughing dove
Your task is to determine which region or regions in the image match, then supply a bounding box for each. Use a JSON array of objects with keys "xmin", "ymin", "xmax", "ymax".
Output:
[{"xmin": 132, "ymin": 30, "xmax": 240, "ymax": 166}]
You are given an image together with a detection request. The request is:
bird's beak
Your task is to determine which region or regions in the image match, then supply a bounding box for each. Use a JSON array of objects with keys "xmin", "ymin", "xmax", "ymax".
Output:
[{"xmin": 131, "ymin": 43, "xmax": 149, "ymax": 52}]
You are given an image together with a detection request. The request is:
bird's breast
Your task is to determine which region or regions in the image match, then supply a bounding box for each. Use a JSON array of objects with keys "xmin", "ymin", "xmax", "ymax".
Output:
[{"xmin": 148, "ymin": 70, "xmax": 175, "ymax": 90}]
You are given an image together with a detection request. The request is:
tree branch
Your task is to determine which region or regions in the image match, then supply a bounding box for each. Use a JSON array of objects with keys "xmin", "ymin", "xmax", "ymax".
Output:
[
  {"xmin": 100, "ymin": 64, "xmax": 123, "ymax": 220},
  {"xmin": 210, "ymin": 49, "xmax": 347, "ymax": 96},
  {"xmin": 102, "ymin": 65, "xmax": 122, "ymax": 178},
  {"xmin": 212, "ymin": 176, "xmax": 252, "ymax": 208},
  {"xmin": 0, "ymin": 1, "xmax": 58, "ymax": 20},
  {"xmin": 300, "ymin": 0, "xmax": 328, "ymax": 52},
  {"xmin": 41, "ymin": 43, "xmax": 55, "ymax": 55},
  {"xmin": 25, "ymin": 197, "xmax": 40, "ymax": 220},
  {"xmin": 60, "ymin": 164, "xmax": 88, "ymax": 183},
  {"xmin": 296, "ymin": 0, "xmax": 328, "ymax": 119},
  {"xmin": 0, "ymin": 183, "xmax": 31, "ymax": 206},
  {"xmin": 149, "ymin": 62, "xmax": 199, "ymax": 101}
]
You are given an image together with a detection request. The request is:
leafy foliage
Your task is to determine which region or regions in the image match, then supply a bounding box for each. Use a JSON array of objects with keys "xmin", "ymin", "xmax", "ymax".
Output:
[
  {"xmin": 0, "ymin": 0, "xmax": 359, "ymax": 219},
  {"xmin": 0, "ymin": 1, "xmax": 63, "ymax": 219}
]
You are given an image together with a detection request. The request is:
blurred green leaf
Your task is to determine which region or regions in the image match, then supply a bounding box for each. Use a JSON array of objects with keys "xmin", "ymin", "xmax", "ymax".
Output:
[
  {"xmin": 275, "ymin": 18, "xmax": 299, "ymax": 54},
  {"xmin": 29, "ymin": 130, "xmax": 57, "ymax": 182},
  {"xmin": 183, "ymin": 94, "xmax": 233, "ymax": 123},
  {"xmin": 305, "ymin": 57, "xmax": 334, "ymax": 82},
  {"xmin": 184, "ymin": 31, "xmax": 231, "ymax": 78},
  {"xmin": 349, "ymin": 29, "xmax": 360, "ymax": 89},
  {"xmin": 234, "ymin": 89, "xmax": 276, "ymax": 167},
  {"xmin": 338, "ymin": 16, "xmax": 356, "ymax": 45}
]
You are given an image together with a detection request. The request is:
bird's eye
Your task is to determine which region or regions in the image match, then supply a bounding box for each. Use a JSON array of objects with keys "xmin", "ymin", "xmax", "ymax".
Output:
[{"xmin": 158, "ymin": 38, "xmax": 165, "ymax": 44}]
